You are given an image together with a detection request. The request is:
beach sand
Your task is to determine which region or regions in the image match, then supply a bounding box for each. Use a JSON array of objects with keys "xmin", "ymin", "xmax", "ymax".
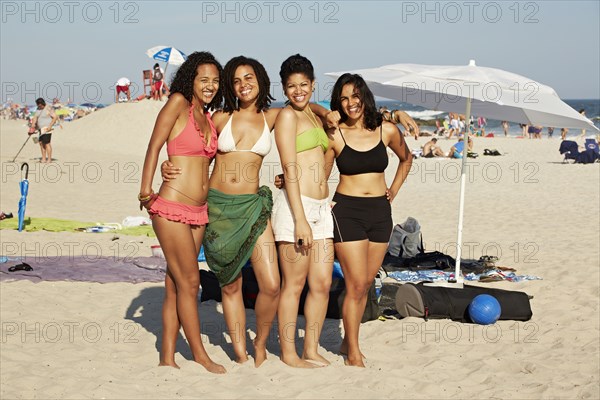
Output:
[{"xmin": 1, "ymin": 101, "xmax": 598, "ymax": 399}]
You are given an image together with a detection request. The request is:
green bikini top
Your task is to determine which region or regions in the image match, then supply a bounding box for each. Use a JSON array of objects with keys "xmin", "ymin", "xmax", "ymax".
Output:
[{"xmin": 296, "ymin": 127, "xmax": 329, "ymax": 153}]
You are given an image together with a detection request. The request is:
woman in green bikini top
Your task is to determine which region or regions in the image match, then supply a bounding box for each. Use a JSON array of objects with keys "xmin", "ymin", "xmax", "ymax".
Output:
[{"xmin": 296, "ymin": 124, "xmax": 329, "ymax": 153}]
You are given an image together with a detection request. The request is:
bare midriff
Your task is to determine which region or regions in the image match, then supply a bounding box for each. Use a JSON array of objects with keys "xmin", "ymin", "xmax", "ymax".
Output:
[{"xmin": 159, "ymin": 156, "xmax": 211, "ymax": 205}]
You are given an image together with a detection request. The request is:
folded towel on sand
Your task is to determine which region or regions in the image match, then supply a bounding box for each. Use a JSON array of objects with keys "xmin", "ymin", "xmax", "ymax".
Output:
[{"xmin": 0, "ymin": 217, "xmax": 155, "ymax": 237}]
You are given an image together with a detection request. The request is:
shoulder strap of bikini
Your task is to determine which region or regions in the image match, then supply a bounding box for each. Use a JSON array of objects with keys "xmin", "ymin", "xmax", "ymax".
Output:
[{"xmin": 338, "ymin": 127, "xmax": 347, "ymax": 144}]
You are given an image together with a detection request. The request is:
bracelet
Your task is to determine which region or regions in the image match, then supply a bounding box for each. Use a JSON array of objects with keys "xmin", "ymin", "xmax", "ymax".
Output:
[{"xmin": 138, "ymin": 191, "xmax": 154, "ymax": 202}]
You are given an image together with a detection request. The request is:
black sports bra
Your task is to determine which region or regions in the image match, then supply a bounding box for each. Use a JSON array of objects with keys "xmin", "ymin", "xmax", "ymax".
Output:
[{"xmin": 336, "ymin": 125, "xmax": 389, "ymax": 176}]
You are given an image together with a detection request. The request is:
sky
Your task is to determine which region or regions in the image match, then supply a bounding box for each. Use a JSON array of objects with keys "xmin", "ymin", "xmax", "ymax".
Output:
[{"xmin": 1, "ymin": 0, "xmax": 599, "ymax": 105}]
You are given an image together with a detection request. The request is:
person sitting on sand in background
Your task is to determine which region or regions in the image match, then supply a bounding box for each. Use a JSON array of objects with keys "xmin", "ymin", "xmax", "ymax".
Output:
[
  {"xmin": 381, "ymin": 108, "xmax": 420, "ymax": 140},
  {"xmin": 328, "ymin": 73, "xmax": 412, "ymax": 367},
  {"xmin": 422, "ymin": 138, "xmax": 445, "ymax": 157},
  {"xmin": 448, "ymin": 137, "xmax": 473, "ymax": 158},
  {"xmin": 139, "ymin": 51, "xmax": 226, "ymax": 374},
  {"xmin": 160, "ymin": 55, "xmax": 336, "ymax": 368},
  {"xmin": 31, "ymin": 98, "xmax": 58, "ymax": 163},
  {"xmin": 115, "ymin": 77, "xmax": 131, "ymax": 103}
]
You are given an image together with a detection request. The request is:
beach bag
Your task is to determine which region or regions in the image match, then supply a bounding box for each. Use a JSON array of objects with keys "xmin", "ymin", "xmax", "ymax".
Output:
[
  {"xmin": 200, "ymin": 269, "xmax": 379, "ymax": 322},
  {"xmin": 394, "ymin": 282, "xmax": 532, "ymax": 322},
  {"xmin": 303, "ymin": 278, "xmax": 378, "ymax": 322},
  {"xmin": 387, "ymin": 217, "xmax": 424, "ymax": 258}
]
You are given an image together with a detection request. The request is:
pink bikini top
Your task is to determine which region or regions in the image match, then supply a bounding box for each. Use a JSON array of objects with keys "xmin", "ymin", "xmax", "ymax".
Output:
[{"xmin": 167, "ymin": 106, "xmax": 218, "ymax": 158}]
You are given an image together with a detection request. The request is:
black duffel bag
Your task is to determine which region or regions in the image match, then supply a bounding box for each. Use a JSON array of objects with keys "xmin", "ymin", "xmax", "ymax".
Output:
[{"xmin": 395, "ymin": 282, "xmax": 532, "ymax": 322}]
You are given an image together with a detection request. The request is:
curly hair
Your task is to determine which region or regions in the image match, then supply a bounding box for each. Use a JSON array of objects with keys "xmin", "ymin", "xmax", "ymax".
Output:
[
  {"xmin": 330, "ymin": 73, "xmax": 382, "ymax": 131},
  {"xmin": 222, "ymin": 56, "xmax": 274, "ymax": 113},
  {"xmin": 279, "ymin": 54, "xmax": 315, "ymax": 85},
  {"xmin": 169, "ymin": 51, "xmax": 223, "ymax": 110}
]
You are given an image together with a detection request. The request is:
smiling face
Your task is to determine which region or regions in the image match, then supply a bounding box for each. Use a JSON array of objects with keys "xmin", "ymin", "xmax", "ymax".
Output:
[
  {"xmin": 339, "ymin": 83, "xmax": 364, "ymax": 121},
  {"xmin": 193, "ymin": 64, "xmax": 220, "ymax": 105},
  {"xmin": 233, "ymin": 64, "xmax": 259, "ymax": 104},
  {"xmin": 283, "ymin": 73, "xmax": 314, "ymax": 109}
]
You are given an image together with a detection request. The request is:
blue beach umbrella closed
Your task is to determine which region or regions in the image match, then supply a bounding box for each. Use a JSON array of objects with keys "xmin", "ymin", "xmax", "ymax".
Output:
[{"xmin": 18, "ymin": 163, "xmax": 30, "ymax": 232}]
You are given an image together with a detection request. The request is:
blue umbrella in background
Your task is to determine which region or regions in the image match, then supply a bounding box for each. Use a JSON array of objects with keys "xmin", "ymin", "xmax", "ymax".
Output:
[
  {"xmin": 18, "ymin": 163, "xmax": 30, "ymax": 232},
  {"xmin": 146, "ymin": 45, "xmax": 187, "ymax": 78}
]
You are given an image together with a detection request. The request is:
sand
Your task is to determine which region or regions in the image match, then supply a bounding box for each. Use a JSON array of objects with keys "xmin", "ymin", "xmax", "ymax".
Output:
[{"xmin": 1, "ymin": 101, "xmax": 598, "ymax": 399}]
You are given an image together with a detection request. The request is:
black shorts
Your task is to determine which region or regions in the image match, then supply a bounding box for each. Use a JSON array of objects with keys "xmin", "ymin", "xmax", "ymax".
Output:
[
  {"xmin": 39, "ymin": 133, "xmax": 52, "ymax": 144},
  {"xmin": 331, "ymin": 192, "xmax": 393, "ymax": 243}
]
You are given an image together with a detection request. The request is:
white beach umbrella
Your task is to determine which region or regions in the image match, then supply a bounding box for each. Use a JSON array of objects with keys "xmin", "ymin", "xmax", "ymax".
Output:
[{"xmin": 326, "ymin": 60, "xmax": 599, "ymax": 287}]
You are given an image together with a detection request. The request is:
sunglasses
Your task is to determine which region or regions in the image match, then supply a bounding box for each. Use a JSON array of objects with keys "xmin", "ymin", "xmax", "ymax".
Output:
[{"xmin": 8, "ymin": 262, "xmax": 33, "ymax": 272}]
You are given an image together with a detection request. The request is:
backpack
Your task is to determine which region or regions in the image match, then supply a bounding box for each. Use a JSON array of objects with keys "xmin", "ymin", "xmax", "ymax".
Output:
[
  {"xmin": 153, "ymin": 69, "xmax": 163, "ymax": 81},
  {"xmin": 387, "ymin": 217, "xmax": 424, "ymax": 258}
]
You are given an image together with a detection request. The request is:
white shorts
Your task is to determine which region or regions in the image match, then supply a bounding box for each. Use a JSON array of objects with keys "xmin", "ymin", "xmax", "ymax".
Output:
[{"xmin": 271, "ymin": 189, "xmax": 334, "ymax": 243}]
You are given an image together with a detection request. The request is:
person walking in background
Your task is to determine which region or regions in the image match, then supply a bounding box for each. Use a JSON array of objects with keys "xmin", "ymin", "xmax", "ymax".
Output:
[
  {"xmin": 501, "ymin": 120, "xmax": 509, "ymax": 137},
  {"xmin": 547, "ymin": 127, "xmax": 554, "ymax": 138},
  {"xmin": 31, "ymin": 98, "xmax": 57, "ymax": 163},
  {"xmin": 152, "ymin": 63, "xmax": 165, "ymax": 101},
  {"xmin": 561, "ymin": 127, "xmax": 569, "ymax": 140},
  {"xmin": 578, "ymin": 109, "xmax": 587, "ymax": 138},
  {"xmin": 477, "ymin": 116, "xmax": 487, "ymax": 136}
]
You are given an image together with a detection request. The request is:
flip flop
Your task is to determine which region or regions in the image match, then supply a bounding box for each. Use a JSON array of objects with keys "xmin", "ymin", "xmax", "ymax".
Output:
[{"xmin": 8, "ymin": 262, "xmax": 33, "ymax": 272}]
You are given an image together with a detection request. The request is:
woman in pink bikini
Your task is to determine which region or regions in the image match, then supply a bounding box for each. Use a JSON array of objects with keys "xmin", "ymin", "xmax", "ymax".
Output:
[{"xmin": 139, "ymin": 51, "xmax": 226, "ymax": 374}]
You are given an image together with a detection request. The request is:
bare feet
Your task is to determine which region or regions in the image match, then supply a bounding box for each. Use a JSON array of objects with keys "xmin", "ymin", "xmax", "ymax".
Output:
[
  {"xmin": 196, "ymin": 358, "xmax": 227, "ymax": 374},
  {"xmin": 158, "ymin": 361, "xmax": 180, "ymax": 369},
  {"xmin": 253, "ymin": 339, "xmax": 268, "ymax": 368},
  {"xmin": 281, "ymin": 355, "xmax": 320, "ymax": 368},
  {"xmin": 235, "ymin": 354, "xmax": 250, "ymax": 364},
  {"xmin": 339, "ymin": 339, "xmax": 366, "ymax": 359},
  {"xmin": 344, "ymin": 355, "xmax": 366, "ymax": 368},
  {"xmin": 302, "ymin": 351, "xmax": 330, "ymax": 366}
]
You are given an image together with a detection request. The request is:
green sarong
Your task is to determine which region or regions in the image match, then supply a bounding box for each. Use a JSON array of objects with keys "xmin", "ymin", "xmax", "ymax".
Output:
[{"xmin": 203, "ymin": 186, "xmax": 273, "ymax": 286}]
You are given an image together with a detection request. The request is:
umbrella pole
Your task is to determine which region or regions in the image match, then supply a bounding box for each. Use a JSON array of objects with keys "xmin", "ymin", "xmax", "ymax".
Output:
[
  {"xmin": 453, "ymin": 96, "xmax": 473, "ymax": 286},
  {"xmin": 11, "ymin": 135, "xmax": 31, "ymax": 163}
]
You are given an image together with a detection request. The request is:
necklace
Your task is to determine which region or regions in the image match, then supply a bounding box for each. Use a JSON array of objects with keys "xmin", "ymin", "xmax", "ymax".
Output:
[{"xmin": 303, "ymin": 107, "xmax": 319, "ymax": 128}]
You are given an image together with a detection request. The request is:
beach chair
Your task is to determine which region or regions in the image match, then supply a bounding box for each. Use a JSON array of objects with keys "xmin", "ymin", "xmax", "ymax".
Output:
[
  {"xmin": 578, "ymin": 138, "xmax": 600, "ymax": 164},
  {"xmin": 584, "ymin": 138, "xmax": 600, "ymax": 159},
  {"xmin": 142, "ymin": 70, "xmax": 153, "ymax": 96},
  {"xmin": 559, "ymin": 140, "xmax": 579, "ymax": 163}
]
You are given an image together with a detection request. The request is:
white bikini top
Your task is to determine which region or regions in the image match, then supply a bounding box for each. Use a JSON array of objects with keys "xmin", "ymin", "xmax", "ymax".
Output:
[{"xmin": 217, "ymin": 112, "xmax": 272, "ymax": 157}]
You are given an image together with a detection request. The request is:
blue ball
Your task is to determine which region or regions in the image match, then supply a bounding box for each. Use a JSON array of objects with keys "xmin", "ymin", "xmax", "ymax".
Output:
[{"xmin": 469, "ymin": 294, "xmax": 501, "ymax": 325}]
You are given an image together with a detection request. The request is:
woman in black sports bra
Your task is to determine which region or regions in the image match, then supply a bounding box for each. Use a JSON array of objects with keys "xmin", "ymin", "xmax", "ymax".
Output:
[{"xmin": 328, "ymin": 73, "xmax": 413, "ymax": 367}]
